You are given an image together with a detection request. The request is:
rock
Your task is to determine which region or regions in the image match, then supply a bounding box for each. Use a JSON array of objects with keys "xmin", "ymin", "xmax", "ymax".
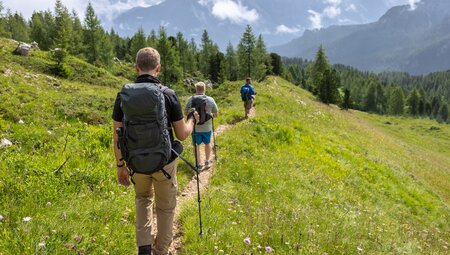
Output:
[
  {"xmin": 18, "ymin": 119, "xmax": 24, "ymax": 124},
  {"xmin": 1, "ymin": 138, "xmax": 13, "ymax": 147},
  {"xmin": 13, "ymin": 42, "xmax": 31, "ymax": 56},
  {"xmin": 3, "ymin": 69, "xmax": 12, "ymax": 76},
  {"xmin": 31, "ymin": 41, "xmax": 39, "ymax": 50}
]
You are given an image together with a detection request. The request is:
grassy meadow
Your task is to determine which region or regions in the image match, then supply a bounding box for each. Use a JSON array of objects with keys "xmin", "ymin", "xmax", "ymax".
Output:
[{"xmin": 0, "ymin": 38, "xmax": 449, "ymax": 254}]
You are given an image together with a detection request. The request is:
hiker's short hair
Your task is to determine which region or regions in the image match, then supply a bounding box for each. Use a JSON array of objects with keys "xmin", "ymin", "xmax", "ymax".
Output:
[
  {"xmin": 136, "ymin": 47, "xmax": 160, "ymax": 72},
  {"xmin": 246, "ymin": 77, "xmax": 251, "ymax": 83},
  {"xmin": 195, "ymin": 82, "xmax": 205, "ymax": 93}
]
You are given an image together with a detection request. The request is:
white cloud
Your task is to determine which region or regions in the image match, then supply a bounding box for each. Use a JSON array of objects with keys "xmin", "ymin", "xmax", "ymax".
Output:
[
  {"xmin": 346, "ymin": 3, "xmax": 357, "ymax": 12},
  {"xmin": 212, "ymin": 0, "xmax": 259, "ymax": 24},
  {"xmin": 324, "ymin": 0, "xmax": 342, "ymax": 5},
  {"xmin": 323, "ymin": 5, "xmax": 341, "ymax": 18},
  {"xmin": 308, "ymin": 10, "xmax": 322, "ymax": 29},
  {"xmin": 408, "ymin": 0, "xmax": 420, "ymax": 10},
  {"xmin": 276, "ymin": 24, "xmax": 301, "ymax": 34},
  {"xmin": 198, "ymin": 0, "xmax": 210, "ymax": 6}
]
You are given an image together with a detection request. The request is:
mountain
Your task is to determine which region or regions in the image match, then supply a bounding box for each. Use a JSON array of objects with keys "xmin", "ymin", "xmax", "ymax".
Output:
[
  {"xmin": 272, "ymin": 0, "xmax": 450, "ymax": 75},
  {"xmin": 111, "ymin": 0, "xmax": 405, "ymax": 49}
]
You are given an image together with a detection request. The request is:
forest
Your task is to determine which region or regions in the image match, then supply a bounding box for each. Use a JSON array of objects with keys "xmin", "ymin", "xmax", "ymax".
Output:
[{"xmin": 0, "ymin": 0, "xmax": 448, "ymax": 123}]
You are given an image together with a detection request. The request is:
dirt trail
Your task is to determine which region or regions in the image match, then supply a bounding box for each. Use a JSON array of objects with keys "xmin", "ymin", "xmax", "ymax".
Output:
[{"xmin": 151, "ymin": 107, "xmax": 256, "ymax": 254}]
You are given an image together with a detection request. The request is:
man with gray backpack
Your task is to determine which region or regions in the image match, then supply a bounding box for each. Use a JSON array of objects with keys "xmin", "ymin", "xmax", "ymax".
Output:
[
  {"xmin": 184, "ymin": 82, "xmax": 219, "ymax": 170},
  {"xmin": 112, "ymin": 47, "xmax": 198, "ymax": 255}
]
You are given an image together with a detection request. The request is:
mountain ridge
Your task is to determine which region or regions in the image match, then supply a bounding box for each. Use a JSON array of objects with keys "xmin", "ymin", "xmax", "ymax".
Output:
[{"xmin": 272, "ymin": 0, "xmax": 450, "ymax": 74}]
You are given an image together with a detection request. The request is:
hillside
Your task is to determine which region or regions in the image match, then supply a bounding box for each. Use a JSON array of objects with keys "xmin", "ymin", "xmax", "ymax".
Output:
[
  {"xmin": 1, "ymin": 39, "xmax": 449, "ymax": 254},
  {"xmin": 272, "ymin": 0, "xmax": 450, "ymax": 75}
]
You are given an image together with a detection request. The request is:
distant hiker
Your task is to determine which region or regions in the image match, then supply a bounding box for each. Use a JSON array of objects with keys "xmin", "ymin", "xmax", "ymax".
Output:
[
  {"xmin": 240, "ymin": 77, "xmax": 256, "ymax": 118},
  {"xmin": 112, "ymin": 47, "xmax": 199, "ymax": 255},
  {"xmin": 184, "ymin": 82, "xmax": 219, "ymax": 170}
]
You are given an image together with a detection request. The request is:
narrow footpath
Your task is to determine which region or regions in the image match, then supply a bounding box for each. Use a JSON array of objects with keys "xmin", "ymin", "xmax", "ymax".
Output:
[{"xmin": 152, "ymin": 108, "xmax": 256, "ymax": 254}]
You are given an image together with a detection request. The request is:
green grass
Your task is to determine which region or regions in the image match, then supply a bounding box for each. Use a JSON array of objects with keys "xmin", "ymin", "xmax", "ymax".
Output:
[
  {"xmin": 178, "ymin": 77, "xmax": 450, "ymax": 254},
  {"xmin": 0, "ymin": 38, "xmax": 449, "ymax": 254}
]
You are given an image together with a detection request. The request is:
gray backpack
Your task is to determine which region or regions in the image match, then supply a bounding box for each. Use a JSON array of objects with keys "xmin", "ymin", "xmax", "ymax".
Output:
[{"xmin": 118, "ymin": 83, "xmax": 171, "ymax": 174}]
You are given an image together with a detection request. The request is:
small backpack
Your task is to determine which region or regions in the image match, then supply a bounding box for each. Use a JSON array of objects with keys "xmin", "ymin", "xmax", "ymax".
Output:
[
  {"xmin": 241, "ymin": 86, "xmax": 251, "ymax": 101},
  {"xmin": 191, "ymin": 95, "xmax": 212, "ymax": 125},
  {"xmin": 118, "ymin": 83, "xmax": 171, "ymax": 174}
]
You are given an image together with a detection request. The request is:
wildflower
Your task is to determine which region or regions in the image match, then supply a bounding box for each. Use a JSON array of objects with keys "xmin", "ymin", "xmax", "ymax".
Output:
[
  {"xmin": 47, "ymin": 131, "xmax": 53, "ymax": 135},
  {"xmin": 38, "ymin": 242, "xmax": 46, "ymax": 247},
  {"xmin": 244, "ymin": 237, "xmax": 251, "ymax": 245},
  {"xmin": 23, "ymin": 217, "xmax": 31, "ymax": 222},
  {"xmin": 46, "ymin": 202, "xmax": 52, "ymax": 206},
  {"xmin": 214, "ymin": 246, "xmax": 218, "ymax": 250},
  {"xmin": 18, "ymin": 119, "xmax": 24, "ymax": 124},
  {"xmin": 265, "ymin": 246, "xmax": 274, "ymax": 253},
  {"xmin": 257, "ymin": 231, "xmax": 262, "ymax": 235},
  {"xmin": 219, "ymin": 250, "xmax": 224, "ymax": 253},
  {"xmin": 0, "ymin": 215, "xmax": 4, "ymax": 221},
  {"xmin": 232, "ymin": 221, "xmax": 237, "ymax": 225},
  {"xmin": 63, "ymin": 212, "xmax": 67, "ymax": 221}
]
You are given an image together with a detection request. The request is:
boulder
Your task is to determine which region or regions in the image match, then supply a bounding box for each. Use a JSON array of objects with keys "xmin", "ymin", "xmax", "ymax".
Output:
[
  {"xmin": 1, "ymin": 138, "xmax": 13, "ymax": 147},
  {"xmin": 13, "ymin": 42, "xmax": 31, "ymax": 56},
  {"xmin": 31, "ymin": 41, "xmax": 39, "ymax": 50}
]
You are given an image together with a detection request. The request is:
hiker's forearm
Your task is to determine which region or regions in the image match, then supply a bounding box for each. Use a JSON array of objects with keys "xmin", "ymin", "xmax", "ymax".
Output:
[{"xmin": 172, "ymin": 118, "xmax": 195, "ymax": 141}]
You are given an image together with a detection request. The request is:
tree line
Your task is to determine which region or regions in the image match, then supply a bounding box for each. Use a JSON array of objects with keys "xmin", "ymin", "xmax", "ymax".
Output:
[
  {"xmin": 0, "ymin": 0, "xmax": 279, "ymax": 85},
  {"xmin": 283, "ymin": 47, "xmax": 449, "ymax": 123},
  {"xmin": 0, "ymin": 1, "xmax": 447, "ymax": 123}
]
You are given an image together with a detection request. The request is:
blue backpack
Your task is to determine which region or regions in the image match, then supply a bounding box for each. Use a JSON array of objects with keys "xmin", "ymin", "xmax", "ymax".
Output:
[{"xmin": 241, "ymin": 86, "xmax": 252, "ymax": 101}]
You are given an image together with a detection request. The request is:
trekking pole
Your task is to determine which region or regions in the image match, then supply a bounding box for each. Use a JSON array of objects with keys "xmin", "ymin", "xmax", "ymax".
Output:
[
  {"xmin": 211, "ymin": 116, "xmax": 218, "ymax": 161},
  {"xmin": 192, "ymin": 121, "xmax": 203, "ymax": 236}
]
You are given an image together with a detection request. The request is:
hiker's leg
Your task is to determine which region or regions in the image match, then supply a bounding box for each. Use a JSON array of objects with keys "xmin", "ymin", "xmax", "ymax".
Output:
[
  {"xmin": 152, "ymin": 160, "xmax": 178, "ymax": 255},
  {"xmin": 132, "ymin": 173, "xmax": 154, "ymax": 248},
  {"xmin": 192, "ymin": 133, "xmax": 202, "ymax": 165},
  {"xmin": 204, "ymin": 131, "xmax": 212, "ymax": 161}
]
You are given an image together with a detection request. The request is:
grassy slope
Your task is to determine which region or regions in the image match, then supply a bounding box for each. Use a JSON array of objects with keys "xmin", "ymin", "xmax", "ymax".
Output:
[
  {"xmin": 0, "ymin": 38, "xmax": 448, "ymax": 254},
  {"xmin": 179, "ymin": 77, "xmax": 449, "ymax": 254}
]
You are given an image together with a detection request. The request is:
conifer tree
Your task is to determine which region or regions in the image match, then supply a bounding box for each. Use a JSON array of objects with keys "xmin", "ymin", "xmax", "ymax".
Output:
[
  {"xmin": 83, "ymin": 3, "xmax": 102, "ymax": 64},
  {"xmin": 208, "ymin": 52, "xmax": 225, "ymax": 84},
  {"xmin": 130, "ymin": 27, "xmax": 147, "ymax": 59},
  {"xmin": 0, "ymin": 1, "xmax": 8, "ymax": 37},
  {"xmin": 176, "ymin": 32, "xmax": 189, "ymax": 77},
  {"xmin": 53, "ymin": 0, "xmax": 72, "ymax": 50},
  {"xmin": 253, "ymin": 34, "xmax": 271, "ymax": 80},
  {"xmin": 30, "ymin": 11, "xmax": 53, "ymax": 50},
  {"xmin": 199, "ymin": 30, "xmax": 216, "ymax": 77},
  {"xmin": 7, "ymin": 12, "xmax": 29, "ymax": 42},
  {"xmin": 69, "ymin": 10, "xmax": 83, "ymax": 56},
  {"xmin": 185, "ymin": 38, "xmax": 199, "ymax": 75},
  {"xmin": 225, "ymin": 42, "xmax": 238, "ymax": 81},
  {"xmin": 157, "ymin": 27, "xmax": 181, "ymax": 85},
  {"xmin": 439, "ymin": 104, "xmax": 449, "ymax": 123},
  {"xmin": 388, "ymin": 87, "xmax": 405, "ymax": 115},
  {"xmin": 407, "ymin": 89, "xmax": 420, "ymax": 115},
  {"xmin": 237, "ymin": 25, "xmax": 256, "ymax": 78},
  {"xmin": 364, "ymin": 83, "xmax": 377, "ymax": 112},
  {"xmin": 308, "ymin": 45, "xmax": 330, "ymax": 95},
  {"xmin": 270, "ymin": 53, "xmax": 282, "ymax": 76},
  {"xmin": 341, "ymin": 88, "xmax": 352, "ymax": 110}
]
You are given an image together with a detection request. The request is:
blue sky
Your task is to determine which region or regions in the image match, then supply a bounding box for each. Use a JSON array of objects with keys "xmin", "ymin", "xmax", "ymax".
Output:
[{"xmin": 1, "ymin": 0, "xmax": 420, "ymax": 30}]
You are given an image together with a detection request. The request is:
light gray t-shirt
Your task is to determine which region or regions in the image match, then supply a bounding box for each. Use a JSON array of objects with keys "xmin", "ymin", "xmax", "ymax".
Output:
[{"xmin": 184, "ymin": 94, "xmax": 219, "ymax": 132}]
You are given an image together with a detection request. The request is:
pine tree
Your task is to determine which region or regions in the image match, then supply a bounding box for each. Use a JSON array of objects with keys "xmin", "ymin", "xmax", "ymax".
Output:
[
  {"xmin": 30, "ymin": 11, "xmax": 53, "ymax": 50},
  {"xmin": 388, "ymin": 87, "xmax": 405, "ymax": 115},
  {"xmin": 130, "ymin": 27, "xmax": 147, "ymax": 59},
  {"xmin": 308, "ymin": 45, "xmax": 330, "ymax": 95},
  {"xmin": 185, "ymin": 38, "xmax": 199, "ymax": 75},
  {"xmin": 237, "ymin": 25, "xmax": 256, "ymax": 78},
  {"xmin": 439, "ymin": 104, "xmax": 449, "ymax": 123},
  {"xmin": 176, "ymin": 32, "xmax": 189, "ymax": 77},
  {"xmin": 341, "ymin": 88, "xmax": 352, "ymax": 110},
  {"xmin": 69, "ymin": 9, "xmax": 83, "ymax": 56},
  {"xmin": 253, "ymin": 34, "xmax": 270, "ymax": 80},
  {"xmin": 98, "ymin": 30, "xmax": 114, "ymax": 67},
  {"xmin": 83, "ymin": 3, "xmax": 102, "ymax": 64},
  {"xmin": 225, "ymin": 42, "xmax": 238, "ymax": 81},
  {"xmin": 208, "ymin": 52, "xmax": 225, "ymax": 84},
  {"xmin": 199, "ymin": 30, "xmax": 216, "ymax": 77},
  {"xmin": 407, "ymin": 89, "xmax": 420, "ymax": 115},
  {"xmin": 270, "ymin": 53, "xmax": 282, "ymax": 76},
  {"xmin": 7, "ymin": 12, "xmax": 29, "ymax": 42},
  {"xmin": 0, "ymin": 1, "xmax": 8, "ymax": 37},
  {"xmin": 364, "ymin": 83, "xmax": 377, "ymax": 112},
  {"xmin": 53, "ymin": 0, "xmax": 72, "ymax": 50},
  {"xmin": 157, "ymin": 27, "xmax": 181, "ymax": 85}
]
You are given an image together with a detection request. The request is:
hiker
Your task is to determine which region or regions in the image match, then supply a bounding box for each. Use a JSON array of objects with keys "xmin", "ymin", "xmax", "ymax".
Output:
[
  {"xmin": 184, "ymin": 82, "xmax": 219, "ymax": 170},
  {"xmin": 112, "ymin": 47, "xmax": 199, "ymax": 255},
  {"xmin": 240, "ymin": 77, "xmax": 256, "ymax": 118}
]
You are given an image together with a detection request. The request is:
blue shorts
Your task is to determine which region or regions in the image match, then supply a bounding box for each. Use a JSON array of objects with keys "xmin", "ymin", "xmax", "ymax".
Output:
[{"xmin": 192, "ymin": 131, "xmax": 212, "ymax": 145}]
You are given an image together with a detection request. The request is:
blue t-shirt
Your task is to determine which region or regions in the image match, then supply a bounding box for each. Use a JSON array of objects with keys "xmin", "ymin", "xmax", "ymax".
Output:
[{"xmin": 240, "ymin": 83, "xmax": 256, "ymax": 101}]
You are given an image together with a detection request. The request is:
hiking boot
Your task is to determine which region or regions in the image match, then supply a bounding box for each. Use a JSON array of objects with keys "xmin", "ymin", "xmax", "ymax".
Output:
[
  {"xmin": 138, "ymin": 245, "xmax": 152, "ymax": 255},
  {"xmin": 204, "ymin": 160, "xmax": 212, "ymax": 169}
]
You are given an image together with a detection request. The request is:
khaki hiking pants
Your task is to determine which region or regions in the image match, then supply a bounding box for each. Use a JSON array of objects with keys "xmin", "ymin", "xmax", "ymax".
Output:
[{"xmin": 131, "ymin": 159, "xmax": 178, "ymax": 255}]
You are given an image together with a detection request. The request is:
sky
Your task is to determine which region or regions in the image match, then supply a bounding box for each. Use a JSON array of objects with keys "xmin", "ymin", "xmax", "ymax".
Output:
[{"xmin": 1, "ymin": 0, "xmax": 421, "ymax": 30}]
